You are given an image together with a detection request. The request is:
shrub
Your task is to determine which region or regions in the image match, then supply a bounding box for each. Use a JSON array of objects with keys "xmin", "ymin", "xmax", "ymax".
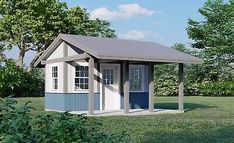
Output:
[
  {"xmin": 0, "ymin": 97, "xmax": 127, "ymax": 143},
  {"xmin": 0, "ymin": 60, "xmax": 44, "ymax": 97},
  {"xmin": 184, "ymin": 81, "xmax": 200, "ymax": 96},
  {"xmin": 155, "ymin": 64, "xmax": 234, "ymax": 97},
  {"xmin": 155, "ymin": 75, "xmax": 178, "ymax": 96},
  {"xmin": 198, "ymin": 79, "xmax": 234, "ymax": 96}
]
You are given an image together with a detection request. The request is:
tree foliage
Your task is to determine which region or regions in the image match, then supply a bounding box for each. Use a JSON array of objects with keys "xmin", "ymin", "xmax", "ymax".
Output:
[
  {"xmin": 0, "ymin": 97, "xmax": 127, "ymax": 143},
  {"xmin": 155, "ymin": 43, "xmax": 234, "ymax": 96},
  {"xmin": 155, "ymin": 44, "xmax": 201, "ymax": 96},
  {"xmin": 0, "ymin": 60, "xmax": 44, "ymax": 97},
  {"xmin": 0, "ymin": 0, "xmax": 116, "ymax": 67},
  {"xmin": 187, "ymin": 0, "xmax": 234, "ymax": 80}
]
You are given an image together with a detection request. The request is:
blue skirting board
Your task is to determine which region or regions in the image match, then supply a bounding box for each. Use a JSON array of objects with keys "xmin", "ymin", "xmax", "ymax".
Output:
[
  {"xmin": 45, "ymin": 92, "xmax": 149, "ymax": 111},
  {"xmin": 45, "ymin": 93, "xmax": 100, "ymax": 111}
]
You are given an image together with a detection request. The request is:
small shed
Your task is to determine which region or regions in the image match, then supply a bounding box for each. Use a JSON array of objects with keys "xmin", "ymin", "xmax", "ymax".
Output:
[{"xmin": 35, "ymin": 34, "xmax": 202, "ymax": 115}]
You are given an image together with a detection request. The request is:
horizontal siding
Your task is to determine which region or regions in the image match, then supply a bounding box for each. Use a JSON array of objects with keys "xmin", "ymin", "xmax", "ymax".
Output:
[
  {"xmin": 121, "ymin": 92, "xmax": 149, "ymax": 109},
  {"xmin": 45, "ymin": 93, "xmax": 100, "ymax": 111}
]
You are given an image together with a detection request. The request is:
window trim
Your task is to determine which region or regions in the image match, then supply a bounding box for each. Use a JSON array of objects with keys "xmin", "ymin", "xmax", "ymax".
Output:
[
  {"xmin": 74, "ymin": 64, "xmax": 89, "ymax": 91},
  {"xmin": 129, "ymin": 65, "xmax": 144, "ymax": 92},
  {"xmin": 103, "ymin": 68, "xmax": 114, "ymax": 85},
  {"xmin": 51, "ymin": 66, "xmax": 58, "ymax": 91}
]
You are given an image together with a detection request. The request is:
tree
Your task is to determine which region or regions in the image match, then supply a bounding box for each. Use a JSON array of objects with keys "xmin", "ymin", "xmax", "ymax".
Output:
[
  {"xmin": 155, "ymin": 43, "xmax": 200, "ymax": 96},
  {"xmin": 0, "ymin": 43, "xmax": 6, "ymax": 63},
  {"xmin": 187, "ymin": 0, "xmax": 234, "ymax": 80},
  {"xmin": 0, "ymin": 60, "xmax": 44, "ymax": 97},
  {"xmin": 155, "ymin": 43, "xmax": 234, "ymax": 96},
  {"xmin": 0, "ymin": 0, "xmax": 116, "ymax": 67}
]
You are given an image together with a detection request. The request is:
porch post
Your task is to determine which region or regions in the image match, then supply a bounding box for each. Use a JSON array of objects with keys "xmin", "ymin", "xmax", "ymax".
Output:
[
  {"xmin": 123, "ymin": 61, "xmax": 129, "ymax": 114},
  {"xmin": 63, "ymin": 42, "xmax": 68, "ymax": 93},
  {"xmin": 88, "ymin": 57, "xmax": 94, "ymax": 115},
  {"xmin": 178, "ymin": 63, "xmax": 184, "ymax": 111},
  {"xmin": 148, "ymin": 62, "xmax": 154, "ymax": 112}
]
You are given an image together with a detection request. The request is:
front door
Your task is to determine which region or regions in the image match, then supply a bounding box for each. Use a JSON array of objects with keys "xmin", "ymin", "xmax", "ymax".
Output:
[{"xmin": 102, "ymin": 64, "xmax": 120, "ymax": 110}]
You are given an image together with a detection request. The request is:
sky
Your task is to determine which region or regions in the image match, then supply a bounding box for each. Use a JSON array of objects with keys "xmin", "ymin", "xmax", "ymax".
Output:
[
  {"xmin": 62, "ymin": 0, "xmax": 206, "ymax": 46},
  {"xmin": 6, "ymin": 0, "xmax": 207, "ymax": 65}
]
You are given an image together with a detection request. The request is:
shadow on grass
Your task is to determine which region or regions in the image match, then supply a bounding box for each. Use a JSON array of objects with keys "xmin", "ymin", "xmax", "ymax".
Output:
[
  {"xmin": 154, "ymin": 103, "xmax": 216, "ymax": 112},
  {"xmin": 139, "ymin": 125, "xmax": 234, "ymax": 143}
]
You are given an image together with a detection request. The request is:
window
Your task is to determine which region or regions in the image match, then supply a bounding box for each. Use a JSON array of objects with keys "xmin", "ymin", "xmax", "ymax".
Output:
[
  {"xmin": 103, "ymin": 69, "xmax": 114, "ymax": 85},
  {"xmin": 129, "ymin": 67, "xmax": 142, "ymax": 91},
  {"xmin": 52, "ymin": 66, "xmax": 58, "ymax": 90},
  {"xmin": 75, "ymin": 66, "xmax": 89, "ymax": 90}
]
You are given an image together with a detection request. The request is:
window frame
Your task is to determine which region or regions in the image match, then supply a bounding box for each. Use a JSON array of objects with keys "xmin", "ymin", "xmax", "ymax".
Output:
[
  {"xmin": 51, "ymin": 66, "xmax": 58, "ymax": 90},
  {"xmin": 103, "ymin": 68, "xmax": 114, "ymax": 85},
  {"xmin": 74, "ymin": 65, "xmax": 89, "ymax": 91},
  {"xmin": 129, "ymin": 65, "xmax": 144, "ymax": 92}
]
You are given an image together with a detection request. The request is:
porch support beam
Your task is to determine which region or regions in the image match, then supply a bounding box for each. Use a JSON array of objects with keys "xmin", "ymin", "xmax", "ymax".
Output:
[
  {"xmin": 148, "ymin": 62, "xmax": 154, "ymax": 112},
  {"xmin": 178, "ymin": 63, "xmax": 184, "ymax": 111},
  {"xmin": 88, "ymin": 57, "xmax": 94, "ymax": 115},
  {"xmin": 123, "ymin": 61, "xmax": 129, "ymax": 114},
  {"xmin": 42, "ymin": 52, "xmax": 90, "ymax": 64},
  {"xmin": 63, "ymin": 42, "xmax": 68, "ymax": 93}
]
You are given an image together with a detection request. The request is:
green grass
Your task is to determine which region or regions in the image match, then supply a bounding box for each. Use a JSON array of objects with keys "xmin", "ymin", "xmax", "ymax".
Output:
[
  {"xmin": 15, "ymin": 97, "xmax": 44, "ymax": 115},
  {"xmin": 15, "ymin": 96, "xmax": 234, "ymax": 143}
]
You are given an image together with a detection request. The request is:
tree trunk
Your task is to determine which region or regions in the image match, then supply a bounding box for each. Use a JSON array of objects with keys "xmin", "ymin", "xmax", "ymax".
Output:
[
  {"xmin": 28, "ymin": 41, "xmax": 50, "ymax": 72},
  {"xmin": 28, "ymin": 56, "xmax": 36, "ymax": 72},
  {"xmin": 16, "ymin": 50, "xmax": 26, "ymax": 67},
  {"xmin": 0, "ymin": 52, "xmax": 6, "ymax": 62},
  {"xmin": 27, "ymin": 51, "xmax": 43, "ymax": 72}
]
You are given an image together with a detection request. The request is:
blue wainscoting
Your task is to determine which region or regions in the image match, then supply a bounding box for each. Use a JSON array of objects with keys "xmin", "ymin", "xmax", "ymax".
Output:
[
  {"xmin": 121, "ymin": 92, "xmax": 149, "ymax": 109},
  {"xmin": 45, "ymin": 93, "xmax": 100, "ymax": 111}
]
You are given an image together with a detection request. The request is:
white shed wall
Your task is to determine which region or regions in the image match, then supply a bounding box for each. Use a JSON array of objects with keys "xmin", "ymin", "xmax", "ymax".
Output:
[
  {"xmin": 66, "ymin": 61, "xmax": 99, "ymax": 93},
  {"xmin": 46, "ymin": 42, "xmax": 66, "ymax": 93},
  {"xmin": 45, "ymin": 62, "xmax": 64, "ymax": 93},
  {"xmin": 47, "ymin": 42, "xmax": 64, "ymax": 60},
  {"xmin": 67, "ymin": 44, "xmax": 78, "ymax": 56},
  {"xmin": 45, "ymin": 42, "xmax": 100, "ymax": 93}
]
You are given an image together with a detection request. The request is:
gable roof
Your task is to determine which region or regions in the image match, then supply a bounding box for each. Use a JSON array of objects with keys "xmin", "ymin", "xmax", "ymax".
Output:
[{"xmin": 34, "ymin": 34, "xmax": 202, "ymax": 67}]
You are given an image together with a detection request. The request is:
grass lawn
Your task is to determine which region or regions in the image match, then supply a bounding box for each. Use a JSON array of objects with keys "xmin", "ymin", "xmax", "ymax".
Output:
[{"xmin": 15, "ymin": 96, "xmax": 234, "ymax": 143}]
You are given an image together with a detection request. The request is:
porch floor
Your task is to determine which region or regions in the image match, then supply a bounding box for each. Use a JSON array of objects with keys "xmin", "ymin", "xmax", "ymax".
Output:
[{"xmin": 69, "ymin": 109, "xmax": 184, "ymax": 116}]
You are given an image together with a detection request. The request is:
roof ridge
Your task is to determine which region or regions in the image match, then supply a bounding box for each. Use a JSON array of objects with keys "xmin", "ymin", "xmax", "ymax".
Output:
[{"xmin": 59, "ymin": 33, "xmax": 169, "ymax": 48}]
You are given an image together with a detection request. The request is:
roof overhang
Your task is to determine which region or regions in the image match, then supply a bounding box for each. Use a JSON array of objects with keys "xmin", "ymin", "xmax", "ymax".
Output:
[{"xmin": 34, "ymin": 34, "xmax": 203, "ymax": 68}]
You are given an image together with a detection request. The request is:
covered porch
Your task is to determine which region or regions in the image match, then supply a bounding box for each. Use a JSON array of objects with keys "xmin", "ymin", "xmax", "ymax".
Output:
[{"xmin": 87, "ymin": 58, "xmax": 185, "ymax": 115}]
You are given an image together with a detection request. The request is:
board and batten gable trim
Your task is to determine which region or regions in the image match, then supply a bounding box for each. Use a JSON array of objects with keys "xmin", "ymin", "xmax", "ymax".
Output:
[
  {"xmin": 34, "ymin": 34, "xmax": 94, "ymax": 67},
  {"xmin": 60, "ymin": 34, "xmax": 99, "ymax": 58},
  {"xmin": 34, "ymin": 36, "xmax": 63, "ymax": 67},
  {"xmin": 42, "ymin": 53, "xmax": 90, "ymax": 65}
]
